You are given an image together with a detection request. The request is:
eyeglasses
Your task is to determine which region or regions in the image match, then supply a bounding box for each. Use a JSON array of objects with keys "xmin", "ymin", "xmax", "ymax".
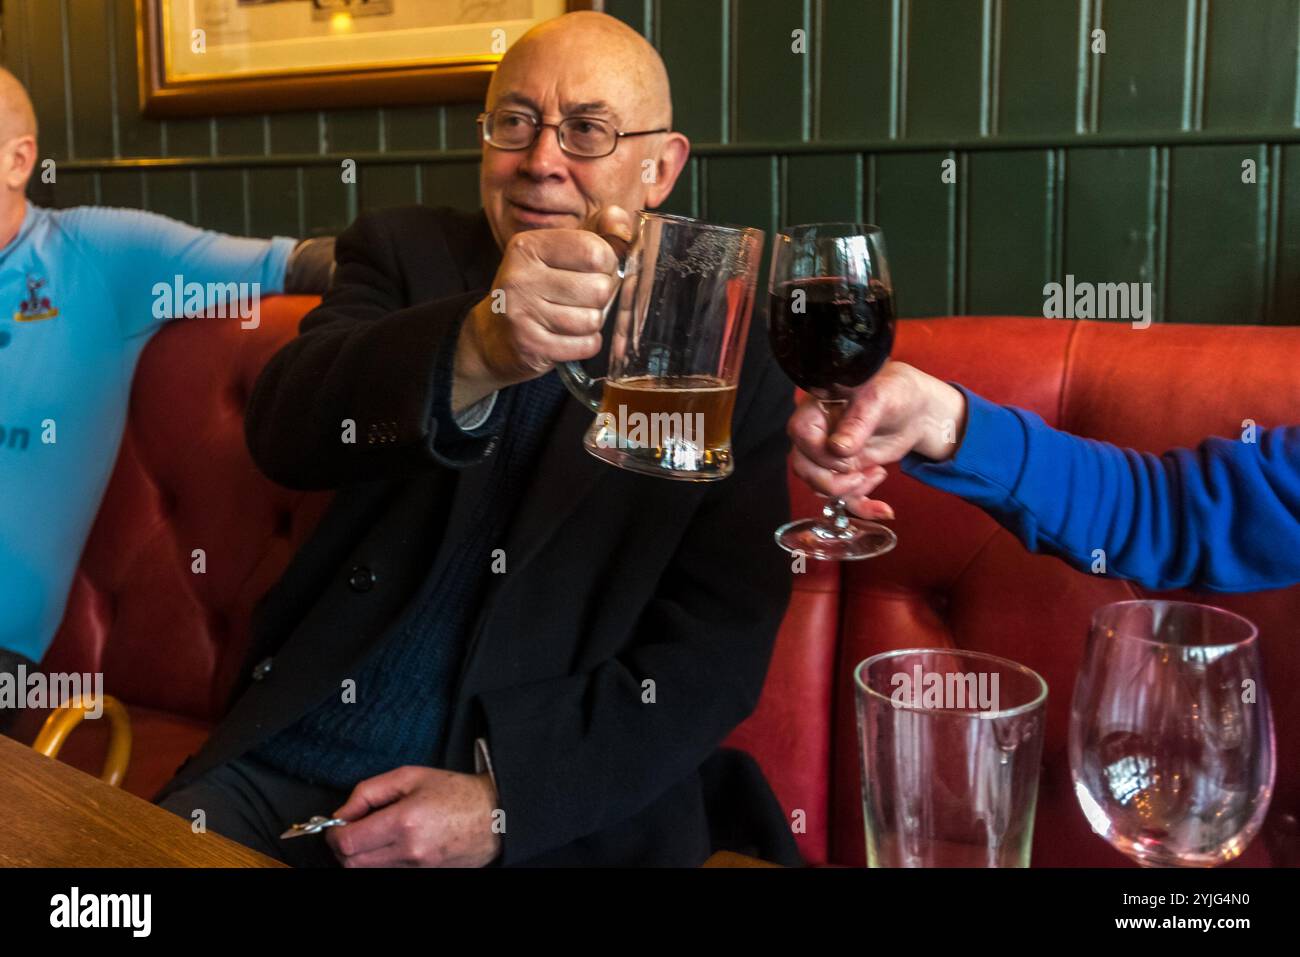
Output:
[{"xmin": 476, "ymin": 109, "xmax": 669, "ymax": 159}]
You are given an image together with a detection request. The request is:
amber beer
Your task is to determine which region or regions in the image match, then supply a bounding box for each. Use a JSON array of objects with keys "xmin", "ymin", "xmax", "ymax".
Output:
[{"xmin": 597, "ymin": 375, "xmax": 738, "ymax": 451}]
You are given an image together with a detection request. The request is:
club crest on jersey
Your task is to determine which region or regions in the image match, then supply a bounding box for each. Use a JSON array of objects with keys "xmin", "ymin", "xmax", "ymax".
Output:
[{"xmin": 14, "ymin": 275, "xmax": 58, "ymax": 322}]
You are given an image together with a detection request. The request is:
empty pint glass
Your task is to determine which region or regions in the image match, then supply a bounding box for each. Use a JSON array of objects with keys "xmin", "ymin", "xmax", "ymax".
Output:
[{"xmin": 855, "ymin": 649, "xmax": 1049, "ymax": 867}]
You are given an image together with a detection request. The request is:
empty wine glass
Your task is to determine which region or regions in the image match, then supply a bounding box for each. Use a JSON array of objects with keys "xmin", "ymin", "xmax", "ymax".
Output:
[{"xmin": 1070, "ymin": 600, "xmax": 1275, "ymax": 866}]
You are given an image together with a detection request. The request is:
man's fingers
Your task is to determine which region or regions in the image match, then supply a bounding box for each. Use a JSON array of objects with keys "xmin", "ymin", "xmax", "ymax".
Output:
[
  {"xmin": 592, "ymin": 204, "xmax": 635, "ymax": 246},
  {"xmin": 534, "ymin": 301, "xmax": 605, "ymax": 337},
  {"xmin": 327, "ymin": 801, "xmax": 404, "ymax": 858},
  {"xmin": 532, "ymin": 229, "xmax": 620, "ymax": 274},
  {"xmin": 332, "ymin": 766, "xmax": 417, "ymax": 822},
  {"xmin": 843, "ymin": 494, "xmax": 896, "ymax": 521},
  {"xmin": 539, "ymin": 330, "xmax": 603, "ymax": 364},
  {"xmin": 789, "ymin": 397, "xmax": 870, "ymax": 472},
  {"xmin": 828, "ymin": 389, "xmax": 886, "ymax": 456},
  {"xmin": 858, "ymin": 464, "xmax": 889, "ymax": 496},
  {"xmin": 533, "ymin": 268, "xmax": 619, "ymax": 310},
  {"xmin": 790, "ymin": 450, "xmax": 873, "ymax": 500}
]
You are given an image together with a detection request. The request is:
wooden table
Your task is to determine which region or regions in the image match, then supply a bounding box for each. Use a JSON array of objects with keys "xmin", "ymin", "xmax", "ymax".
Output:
[
  {"xmin": 0, "ymin": 734, "xmax": 283, "ymax": 867},
  {"xmin": 702, "ymin": 850, "xmax": 781, "ymax": 868}
]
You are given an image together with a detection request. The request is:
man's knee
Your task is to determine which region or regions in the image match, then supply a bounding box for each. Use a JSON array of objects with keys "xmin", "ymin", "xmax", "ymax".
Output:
[{"xmin": 157, "ymin": 777, "xmax": 284, "ymax": 863}]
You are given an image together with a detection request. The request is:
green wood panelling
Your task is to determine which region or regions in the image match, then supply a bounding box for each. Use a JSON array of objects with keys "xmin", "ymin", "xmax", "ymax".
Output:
[
  {"xmin": 111, "ymin": 0, "xmax": 161, "ymax": 158},
  {"xmin": 23, "ymin": 0, "xmax": 70, "ymax": 159},
  {"xmin": 325, "ymin": 110, "xmax": 382, "ymax": 154},
  {"xmin": 873, "ymin": 152, "xmax": 954, "ymax": 316},
  {"xmin": 784, "ymin": 153, "xmax": 861, "ymax": 225},
  {"xmin": 734, "ymin": 0, "xmax": 809, "ymax": 143},
  {"xmin": 65, "ymin": 0, "xmax": 115, "ymax": 159},
  {"xmin": 704, "ymin": 156, "xmax": 777, "ymax": 236},
  {"xmin": 966, "ymin": 150, "xmax": 1052, "ymax": 315},
  {"xmin": 248, "ymin": 168, "xmax": 303, "ymax": 239},
  {"xmin": 1062, "ymin": 147, "xmax": 1158, "ymax": 303},
  {"xmin": 658, "ymin": 0, "xmax": 726, "ymax": 144},
  {"xmin": 1202, "ymin": 0, "xmax": 1300, "ymax": 131},
  {"xmin": 99, "ymin": 170, "xmax": 145, "ymax": 210},
  {"xmin": 163, "ymin": 119, "xmax": 213, "ymax": 158},
  {"xmin": 604, "ymin": 0, "xmax": 649, "ymax": 36},
  {"xmin": 658, "ymin": 157, "xmax": 700, "ymax": 217},
  {"xmin": 1167, "ymin": 144, "xmax": 1269, "ymax": 324},
  {"xmin": 5, "ymin": 0, "xmax": 1298, "ymax": 322},
  {"xmin": 997, "ymin": 0, "xmax": 1079, "ymax": 137},
  {"xmin": 1277, "ymin": 145, "xmax": 1300, "ymax": 324},
  {"xmin": 421, "ymin": 162, "xmax": 481, "ymax": 212},
  {"xmin": 444, "ymin": 105, "xmax": 485, "ymax": 150},
  {"xmin": 1097, "ymin": 0, "xmax": 1194, "ymax": 134},
  {"xmin": 303, "ymin": 167, "xmax": 352, "ymax": 237},
  {"xmin": 195, "ymin": 169, "xmax": 248, "ymax": 236},
  {"xmin": 50, "ymin": 171, "xmax": 96, "ymax": 208},
  {"xmin": 216, "ymin": 117, "xmax": 268, "ymax": 157},
  {"xmin": 144, "ymin": 170, "xmax": 195, "ymax": 224},
  {"xmin": 904, "ymin": 0, "xmax": 985, "ymax": 139},
  {"xmin": 361, "ymin": 163, "xmax": 422, "ymax": 212},
  {"xmin": 384, "ymin": 107, "xmax": 442, "ymax": 152},
  {"xmin": 269, "ymin": 114, "xmax": 324, "ymax": 155},
  {"xmin": 816, "ymin": 0, "xmax": 893, "ymax": 142}
]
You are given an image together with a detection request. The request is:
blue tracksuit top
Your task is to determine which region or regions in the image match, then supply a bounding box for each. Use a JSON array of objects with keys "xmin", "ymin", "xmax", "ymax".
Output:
[
  {"xmin": 902, "ymin": 386, "xmax": 1300, "ymax": 594},
  {"xmin": 1, "ymin": 202, "xmax": 293, "ymax": 661}
]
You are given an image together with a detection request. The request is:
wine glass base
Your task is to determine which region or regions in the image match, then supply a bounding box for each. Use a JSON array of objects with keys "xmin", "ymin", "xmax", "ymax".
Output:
[{"xmin": 775, "ymin": 518, "xmax": 897, "ymax": 561}]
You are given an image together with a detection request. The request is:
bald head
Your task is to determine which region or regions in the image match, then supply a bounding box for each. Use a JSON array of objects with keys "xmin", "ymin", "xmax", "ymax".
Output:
[
  {"xmin": 477, "ymin": 10, "xmax": 689, "ymax": 249},
  {"xmin": 0, "ymin": 68, "xmax": 37, "ymax": 144},
  {"xmin": 0, "ymin": 66, "xmax": 37, "ymax": 228},
  {"xmin": 487, "ymin": 11, "xmax": 673, "ymax": 130}
]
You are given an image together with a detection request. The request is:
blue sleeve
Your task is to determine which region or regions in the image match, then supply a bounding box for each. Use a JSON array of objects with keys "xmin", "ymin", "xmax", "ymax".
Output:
[
  {"xmin": 901, "ymin": 386, "xmax": 1300, "ymax": 593},
  {"xmin": 59, "ymin": 206, "xmax": 295, "ymax": 338}
]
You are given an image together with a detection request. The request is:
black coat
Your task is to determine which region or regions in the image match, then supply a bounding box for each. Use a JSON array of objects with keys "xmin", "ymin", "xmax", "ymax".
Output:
[{"xmin": 155, "ymin": 206, "xmax": 800, "ymax": 867}]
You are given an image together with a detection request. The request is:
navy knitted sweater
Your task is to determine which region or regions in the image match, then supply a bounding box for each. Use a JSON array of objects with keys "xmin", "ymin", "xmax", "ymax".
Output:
[{"xmin": 253, "ymin": 372, "xmax": 566, "ymax": 787}]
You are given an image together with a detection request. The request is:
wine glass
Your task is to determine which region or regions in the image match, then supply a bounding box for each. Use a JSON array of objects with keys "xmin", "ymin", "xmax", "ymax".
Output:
[
  {"xmin": 768, "ymin": 223, "xmax": 897, "ymax": 560},
  {"xmin": 1070, "ymin": 600, "xmax": 1275, "ymax": 866}
]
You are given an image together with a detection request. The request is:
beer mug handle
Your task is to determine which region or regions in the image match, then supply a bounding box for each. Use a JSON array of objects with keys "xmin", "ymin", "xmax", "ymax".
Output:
[{"xmin": 556, "ymin": 234, "xmax": 629, "ymax": 411}]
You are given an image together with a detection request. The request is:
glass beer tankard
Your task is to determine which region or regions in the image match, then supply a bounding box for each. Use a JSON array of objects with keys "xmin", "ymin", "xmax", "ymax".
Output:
[{"xmin": 557, "ymin": 211, "xmax": 764, "ymax": 481}]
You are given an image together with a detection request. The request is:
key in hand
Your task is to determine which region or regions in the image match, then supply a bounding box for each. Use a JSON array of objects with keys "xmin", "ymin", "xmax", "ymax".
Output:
[{"xmin": 280, "ymin": 815, "xmax": 348, "ymax": 839}]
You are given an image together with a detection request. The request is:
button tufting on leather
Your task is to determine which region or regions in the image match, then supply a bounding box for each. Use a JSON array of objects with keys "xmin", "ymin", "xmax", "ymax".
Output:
[{"xmin": 348, "ymin": 565, "xmax": 375, "ymax": 592}]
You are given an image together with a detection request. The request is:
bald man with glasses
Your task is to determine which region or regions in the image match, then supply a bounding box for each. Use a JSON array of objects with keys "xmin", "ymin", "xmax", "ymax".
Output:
[{"xmin": 154, "ymin": 11, "xmax": 801, "ymax": 870}]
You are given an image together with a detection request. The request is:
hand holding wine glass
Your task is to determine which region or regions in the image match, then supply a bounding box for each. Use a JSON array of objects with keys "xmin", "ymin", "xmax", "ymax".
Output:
[
  {"xmin": 786, "ymin": 360, "xmax": 969, "ymax": 519},
  {"xmin": 767, "ymin": 223, "xmax": 899, "ymax": 560}
]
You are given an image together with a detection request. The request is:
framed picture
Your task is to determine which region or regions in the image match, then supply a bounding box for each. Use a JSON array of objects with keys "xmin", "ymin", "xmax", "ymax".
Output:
[{"xmin": 137, "ymin": 0, "xmax": 601, "ymax": 118}]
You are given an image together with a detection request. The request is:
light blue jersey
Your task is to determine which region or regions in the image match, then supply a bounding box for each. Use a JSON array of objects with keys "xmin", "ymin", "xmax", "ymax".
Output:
[{"xmin": 0, "ymin": 203, "xmax": 294, "ymax": 661}]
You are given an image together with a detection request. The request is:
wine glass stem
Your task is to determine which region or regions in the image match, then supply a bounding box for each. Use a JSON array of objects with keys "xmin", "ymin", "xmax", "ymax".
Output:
[
  {"xmin": 815, "ymin": 398, "xmax": 858, "ymax": 538},
  {"xmin": 825, "ymin": 497, "xmax": 852, "ymax": 529}
]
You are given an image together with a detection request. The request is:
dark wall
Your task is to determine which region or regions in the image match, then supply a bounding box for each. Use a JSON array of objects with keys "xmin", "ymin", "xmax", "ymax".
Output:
[{"xmin": 4, "ymin": 0, "xmax": 1299, "ymax": 323}]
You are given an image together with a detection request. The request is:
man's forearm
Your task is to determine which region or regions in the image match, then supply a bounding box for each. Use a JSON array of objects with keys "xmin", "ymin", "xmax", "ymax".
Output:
[
  {"xmin": 903, "ymin": 388, "xmax": 1300, "ymax": 592},
  {"xmin": 912, "ymin": 378, "xmax": 969, "ymax": 462},
  {"xmin": 451, "ymin": 299, "xmax": 505, "ymax": 414}
]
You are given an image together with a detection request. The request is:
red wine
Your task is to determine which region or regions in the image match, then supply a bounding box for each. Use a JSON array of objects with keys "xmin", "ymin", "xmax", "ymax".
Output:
[{"xmin": 768, "ymin": 278, "xmax": 895, "ymax": 395}]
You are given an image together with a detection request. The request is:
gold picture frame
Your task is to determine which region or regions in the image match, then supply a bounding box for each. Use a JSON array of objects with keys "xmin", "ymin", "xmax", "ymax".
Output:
[{"xmin": 137, "ymin": 0, "xmax": 601, "ymax": 118}]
